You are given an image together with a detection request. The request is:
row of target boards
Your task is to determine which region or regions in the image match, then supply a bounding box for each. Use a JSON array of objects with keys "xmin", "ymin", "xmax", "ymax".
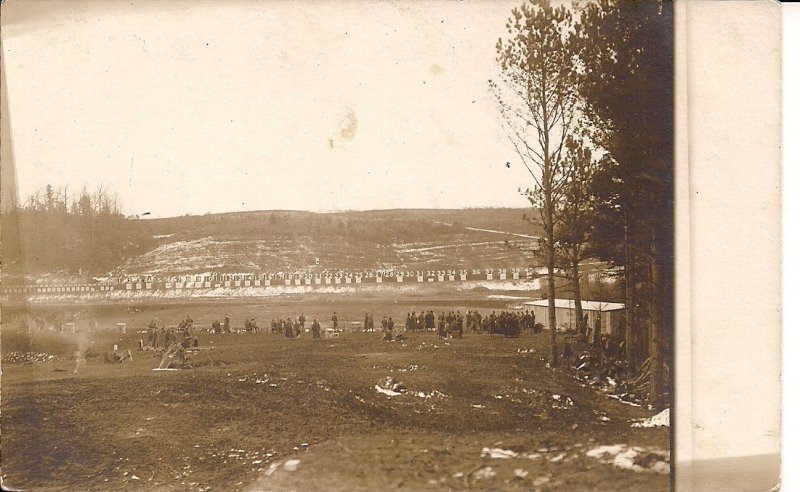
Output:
[{"xmin": 0, "ymin": 268, "xmax": 539, "ymax": 294}]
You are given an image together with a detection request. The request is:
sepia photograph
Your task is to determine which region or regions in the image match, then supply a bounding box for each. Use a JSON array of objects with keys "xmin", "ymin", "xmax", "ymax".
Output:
[{"xmin": 1, "ymin": 0, "xmax": 675, "ymax": 490}]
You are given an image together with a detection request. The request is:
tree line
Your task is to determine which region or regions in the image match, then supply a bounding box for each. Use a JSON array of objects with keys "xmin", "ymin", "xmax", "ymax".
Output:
[
  {"xmin": 492, "ymin": 0, "xmax": 672, "ymax": 408},
  {"xmin": 4, "ymin": 184, "xmax": 154, "ymax": 275}
]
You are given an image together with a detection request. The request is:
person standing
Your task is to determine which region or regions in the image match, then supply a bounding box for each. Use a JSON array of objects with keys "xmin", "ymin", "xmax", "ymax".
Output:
[
  {"xmin": 284, "ymin": 317, "xmax": 294, "ymax": 338},
  {"xmin": 223, "ymin": 314, "xmax": 230, "ymax": 334},
  {"xmin": 299, "ymin": 313, "xmax": 306, "ymax": 331},
  {"xmin": 364, "ymin": 313, "xmax": 370, "ymax": 332},
  {"xmin": 331, "ymin": 312, "xmax": 339, "ymax": 331},
  {"xmin": 311, "ymin": 318, "xmax": 321, "ymax": 340},
  {"xmin": 368, "ymin": 313, "xmax": 375, "ymax": 332}
]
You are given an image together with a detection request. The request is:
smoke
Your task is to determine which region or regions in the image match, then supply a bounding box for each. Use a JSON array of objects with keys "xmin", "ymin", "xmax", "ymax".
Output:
[
  {"xmin": 71, "ymin": 331, "xmax": 90, "ymax": 374},
  {"xmin": 68, "ymin": 329, "xmax": 91, "ymax": 374},
  {"xmin": 73, "ymin": 349, "xmax": 85, "ymax": 374},
  {"xmin": 7, "ymin": 321, "xmax": 92, "ymax": 374}
]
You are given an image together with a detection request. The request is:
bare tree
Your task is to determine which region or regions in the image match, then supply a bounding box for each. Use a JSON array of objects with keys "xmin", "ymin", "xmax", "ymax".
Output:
[{"xmin": 491, "ymin": 0, "xmax": 579, "ymax": 367}]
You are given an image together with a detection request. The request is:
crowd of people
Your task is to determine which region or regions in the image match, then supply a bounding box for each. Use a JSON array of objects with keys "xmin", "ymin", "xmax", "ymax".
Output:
[
  {"xmin": 354, "ymin": 309, "xmax": 541, "ymax": 340},
  {"xmin": 141, "ymin": 308, "xmax": 550, "ymax": 348},
  {"xmin": 393, "ymin": 309, "xmax": 540, "ymax": 338}
]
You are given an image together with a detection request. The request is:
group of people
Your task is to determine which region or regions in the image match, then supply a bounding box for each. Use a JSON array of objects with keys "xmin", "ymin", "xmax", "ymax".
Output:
[
  {"xmin": 483, "ymin": 310, "xmax": 539, "ymax": 337},
  {"xmin": 208, "ymin": 314, "xmax": 261, "ymax": 334},
  {"xmin": 146, "ymin": 315, "xmax": 198, "ymax": 350},
  {"xmin": 205, "ymin": 312, "xmax": 339, "ymax": 340},
  {"xmin": 269, "ymin": 313, "xmax": 324, "ymax": 340},
  {"xmin": 392, "ymin": 309, "xmax": 540, "ymax": 338},
  {"xmin": 358, "ymin": 309, "xmax": 535, "ymax": 339},
  {"xmin": 153, "ymin": 308, "xmax": 544, "ymax": 345},
  {"xmin": 401, "ymin": 311, "xmax": 437, "ymax": 332}
]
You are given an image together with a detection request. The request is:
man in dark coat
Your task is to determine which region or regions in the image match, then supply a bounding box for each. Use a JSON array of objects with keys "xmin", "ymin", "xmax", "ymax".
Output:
[
  {"xmin": 426, "ymin": 311, "xmax": 435, "ymax": 331},
  {"xmin": 311, "ymin": 318, "xmax": 321, "ymax": 340}
]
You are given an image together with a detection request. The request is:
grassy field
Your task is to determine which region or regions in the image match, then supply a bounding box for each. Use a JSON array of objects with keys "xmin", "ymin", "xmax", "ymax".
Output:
[{"xmin": 1, "ymin": 298, "xmax": 669, "ymax": 491}]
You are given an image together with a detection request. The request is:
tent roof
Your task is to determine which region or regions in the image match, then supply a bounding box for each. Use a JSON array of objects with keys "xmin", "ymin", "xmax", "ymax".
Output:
[{"xmin": 524, "ymin": 299, "xmax": 625, "ymax": 312}]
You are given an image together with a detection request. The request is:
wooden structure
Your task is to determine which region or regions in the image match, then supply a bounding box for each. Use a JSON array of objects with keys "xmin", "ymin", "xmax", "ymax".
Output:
[{"xmin": 523, "ymin": 299, "xmax": 625, "ymax": 336}]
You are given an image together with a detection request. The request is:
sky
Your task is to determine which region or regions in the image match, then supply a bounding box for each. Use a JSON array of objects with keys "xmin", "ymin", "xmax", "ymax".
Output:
[{"xmin": 1, "ymin": 0, "xmax": 531, "ymax": 218}]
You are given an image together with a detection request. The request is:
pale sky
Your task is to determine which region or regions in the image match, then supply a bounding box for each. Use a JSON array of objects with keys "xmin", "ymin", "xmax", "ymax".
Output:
[{"xmin": 1, "ymin": 0, "xmax": 530, "ymax": 218}]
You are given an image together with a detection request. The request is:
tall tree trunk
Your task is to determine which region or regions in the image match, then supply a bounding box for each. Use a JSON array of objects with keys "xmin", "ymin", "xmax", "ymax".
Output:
[
  {"xmin": 547, "ymin": 237, "xmax": 558, "ymax": 367},
  {"xmin": 648, "ymin": 224, "xmax": 667, "ymax": 409},
  {"xmin": 539, "ymin": 79, "xmax": 558, "ymax": 369},
  {"xmin": 624, "ymin": 209, "xmax": 636, "ymax": 361},
  {"xmin": 571, "ymin": 243, "xmax": 583, "ymax": 336},
  {"xmin": 544, "ymin": 187, "xmax": 558, "ymax": 368}
]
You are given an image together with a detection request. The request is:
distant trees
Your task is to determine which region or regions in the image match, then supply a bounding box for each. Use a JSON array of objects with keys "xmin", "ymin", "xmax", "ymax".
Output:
[{"xmin": 13, "ymin": 185, "xmax": 153, "ymax": 275}]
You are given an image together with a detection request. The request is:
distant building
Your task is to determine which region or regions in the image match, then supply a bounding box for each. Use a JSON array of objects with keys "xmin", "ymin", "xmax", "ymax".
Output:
[{"xmin": 524, "ymin": 299, "xmax": 625, "ymax": 337}]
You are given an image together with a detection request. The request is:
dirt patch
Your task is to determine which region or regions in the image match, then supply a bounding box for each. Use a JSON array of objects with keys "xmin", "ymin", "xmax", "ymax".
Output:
[{"xmin": 2, "ymin": 300, "xmax": 669, "ymax": 491}]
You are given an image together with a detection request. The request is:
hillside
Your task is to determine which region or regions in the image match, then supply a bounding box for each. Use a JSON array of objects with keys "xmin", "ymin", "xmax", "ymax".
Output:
[{"xmin": 116, "ymin": 208, "xmax": 541, "ymax": 276}]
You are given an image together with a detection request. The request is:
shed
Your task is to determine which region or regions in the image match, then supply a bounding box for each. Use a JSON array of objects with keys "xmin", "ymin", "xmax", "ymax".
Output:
[{"xmin": 523, "ymin": 299, "xmax": 625, "ymax": 336}]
